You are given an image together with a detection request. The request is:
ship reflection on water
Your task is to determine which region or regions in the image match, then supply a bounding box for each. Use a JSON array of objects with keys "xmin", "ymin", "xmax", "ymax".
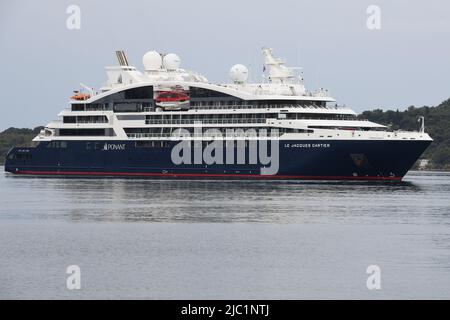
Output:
[{"xmin": 3, "ymin": 173, "xmax": 431, "ymax": 224}]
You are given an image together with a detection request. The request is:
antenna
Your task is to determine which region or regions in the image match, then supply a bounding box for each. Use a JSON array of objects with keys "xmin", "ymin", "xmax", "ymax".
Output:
[
  {"xmin": 261, "ymin": 47, "xmax": 295, "ymax": 83},
  {"xmin": 115, "ymin": 50, "xmax": 130, "ymax": 66}
]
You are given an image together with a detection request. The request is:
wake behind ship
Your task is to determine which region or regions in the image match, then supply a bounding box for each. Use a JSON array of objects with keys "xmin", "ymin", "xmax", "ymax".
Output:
[{"xmin": 5, "ymin": 48, "xmax": 432, "ymax": 180}]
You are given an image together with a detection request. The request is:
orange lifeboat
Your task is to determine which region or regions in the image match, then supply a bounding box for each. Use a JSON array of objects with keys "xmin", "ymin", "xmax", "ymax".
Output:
[{"xmin": 71, "ymin": 92, "xmax": 91, "ymax": 100}]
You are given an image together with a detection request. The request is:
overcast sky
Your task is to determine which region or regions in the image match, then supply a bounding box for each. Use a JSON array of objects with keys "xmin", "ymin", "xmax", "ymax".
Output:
[{"xmin": 1, "ymin": 0, "xmax": 449, "ymax": 130}]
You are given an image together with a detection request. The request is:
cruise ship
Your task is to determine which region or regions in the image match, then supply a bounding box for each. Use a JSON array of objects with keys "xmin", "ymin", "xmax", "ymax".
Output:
[{"xmin": 4, "ymin": 48, "xmax": 432, "ymax": 180}]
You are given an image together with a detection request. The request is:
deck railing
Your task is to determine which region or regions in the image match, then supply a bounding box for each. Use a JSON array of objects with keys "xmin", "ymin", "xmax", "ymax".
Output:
[
  {"xmin": 143, "ymin": 104, "xmax": 349, "ymax": 112},
  {"xmin": 145, "ymin": 118, "xmax": 267, "ymax": 125},
  {"xmin": 127, "ymin": 131, "xmax": 284, "ymax": 139}
]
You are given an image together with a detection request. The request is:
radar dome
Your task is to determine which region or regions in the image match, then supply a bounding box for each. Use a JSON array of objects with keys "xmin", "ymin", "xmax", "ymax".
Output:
[
  {"xmin": 230, "ymin": 64, "xmax": 249, "ymax": 83},
  {"xmin": 163, "ymin": 53, "xmax": 181, "ymax": 71},
  {"xmin": 143, "ymin": 51, "xmax": 162, "ymax": 71}
]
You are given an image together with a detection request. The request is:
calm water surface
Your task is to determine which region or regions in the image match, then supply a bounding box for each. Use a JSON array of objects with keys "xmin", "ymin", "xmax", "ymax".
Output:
[{"xmin": 0, "ymin": 168, "xmax": 449, "ymax": 299}]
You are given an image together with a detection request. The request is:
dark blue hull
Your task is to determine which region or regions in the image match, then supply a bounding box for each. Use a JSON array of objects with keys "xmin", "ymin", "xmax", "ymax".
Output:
[{"xmin": 4, "ymin": 139, "xmax": 431, "ymax": 180}]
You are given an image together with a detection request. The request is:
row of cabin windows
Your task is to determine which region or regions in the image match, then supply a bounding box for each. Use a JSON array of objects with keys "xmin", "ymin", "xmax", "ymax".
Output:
[
  {"xmin": 63, "ymin": 116, "xmax": 108, "ymax": 123},
  {"xmin": 71, "ymin": 103, "xmax": 334, "ymax": 113},
  {"xmin": 59, "ymin": 129, "xmax": 106, "ymax": 136},
  {"xmin": 86, "ymin": 142, "xmax": 105, "ymax": 150},
  {"xmin": 189, "ymin": 87, "xmax": 236, "ymax": 99},
  {"xmin": 144, "ymin": 113, "xmax": 356, "ymax": 121},
  {"xmin": 308, "ymin": 126, "xmax": 378, "ymax": 131},
  {"xmin": 135, "ymin": 141, "xmax": 171, "ymax": 148},
  {"xmin": 187, "ymin": 101, "xmax": 326, "ymax": 109},
  {"xmin": 146, "ymin": 113, "xmax": 277, "ymax": 120},
  {"xmin": 114, "ymin": 102, "xmax": 151, "ymax": 112},
  {"xmin": 10, "ymin": 153, "xmax": 32, "ymax": 160},
  {"xmin": 190, "ymin": 100, "xmax": 244, "ymax": 107},
  {"xmin": 135, "ymin": 140, "xmax": 280, "ymax": 149},
  {"xmin": 116, "ymin": 114, "xmax": 146, "ymax": 121},
  {"xmin": 46, "ymin": 141, "xmax": 68, "ymax": 148},
  {"xmin": 126, "ymin": 127, "xmax": 273, "ymax": 134},
  {"xmin": 125, "ymin": 127, "xmax": 310, "ymax": 135},
  {"xmin": 71, "ymin": 102, "xmax": 153, "ymax": 112},
  {"xmin": 72, "ymin": 103, "xmax": 110, "ymax": 111},
  {"xmin": 283, "ymin": 113, "xmax": 357, "ymax": 120},
  {"xmin": 72, "ymin": 100, "xmax": 326, "ymax": 113}
]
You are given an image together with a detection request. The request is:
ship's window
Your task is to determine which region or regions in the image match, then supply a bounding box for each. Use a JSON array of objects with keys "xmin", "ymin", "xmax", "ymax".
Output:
[
  {"xmin": 63, "ymin": 116, "xmax": 76, "ymax": 123},
  {"xmin": 116, "ymin": 115, "xmax": 145, "ymax": 120},
  {"xmin": 15, "ymin": 153, "xmax": 32, "ymax": 160},
  {"xmin": 72, "ymin": 104, "xmax": 84, "ymax": 111},
  {"xmin": 114, "ymin": 103, "xmax": 143, "ymax": 113},
  {"xmin": 124, "ymin": 86, "xmax": 153, "ymax": 99},
  {"xmin": 46, "ymin": 141, "xmax": 67, "ymax": 148},
  {"xmin": 60, "ymin": 129, "xmax": 105, "ymax": 136},
  {"xmin": 189, "ymin": 87, "xmax": 239, "ymax": 99},
  {"xmin": 85, "ymin": 103, "xmax": 109, "ymax": 111},
  {"xmin": 76, "ymin": 115, "xmax": 108, "ymax": 123}
]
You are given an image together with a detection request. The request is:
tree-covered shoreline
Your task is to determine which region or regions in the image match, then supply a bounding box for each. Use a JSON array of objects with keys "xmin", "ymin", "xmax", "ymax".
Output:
[
  {"xmin": 0, "ymin": 127, "xmax": 43, "ymax": 165},
  {"xmin": 358, "ymin": 97, "xmax": 450, "ymax": 170},
  {"xmin": 1, "ymin": 97, "xmax": 449, "ymax": 169}
]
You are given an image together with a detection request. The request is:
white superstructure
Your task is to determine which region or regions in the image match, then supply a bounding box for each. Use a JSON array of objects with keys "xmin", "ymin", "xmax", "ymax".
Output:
[{"xmin": 35, "ymin": 48, "xmax": 431, "ymax": 143}]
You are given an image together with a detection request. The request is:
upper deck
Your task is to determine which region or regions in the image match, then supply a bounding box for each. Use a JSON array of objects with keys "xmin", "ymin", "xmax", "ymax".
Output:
[{"xmin": 70, "ymin": 48, "xmax": 335, "ymax": 108}]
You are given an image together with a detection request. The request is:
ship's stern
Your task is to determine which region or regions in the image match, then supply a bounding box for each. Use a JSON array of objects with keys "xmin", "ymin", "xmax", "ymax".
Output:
[{"xmin": 4, "ymin": 146, "xmax": 36, "ymax": 174}]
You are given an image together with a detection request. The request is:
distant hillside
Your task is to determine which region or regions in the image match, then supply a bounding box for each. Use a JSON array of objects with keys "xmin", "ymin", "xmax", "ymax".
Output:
[
  {"xmin": 0, "ymin": 98, "xmax": 449, "ymax": 169},
  {"xmin": 359, "ymin": 97, "xmax": 450, "ymax": 169},
  {"xmin": 0, "ymin": 127, "xmax": 43, "ymax": 164}
]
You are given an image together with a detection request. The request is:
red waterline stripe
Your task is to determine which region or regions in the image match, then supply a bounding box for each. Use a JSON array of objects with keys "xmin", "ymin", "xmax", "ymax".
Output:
[{"xmin": 14, "ymin": 170, "xmax": 403, "ymax": 181}]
